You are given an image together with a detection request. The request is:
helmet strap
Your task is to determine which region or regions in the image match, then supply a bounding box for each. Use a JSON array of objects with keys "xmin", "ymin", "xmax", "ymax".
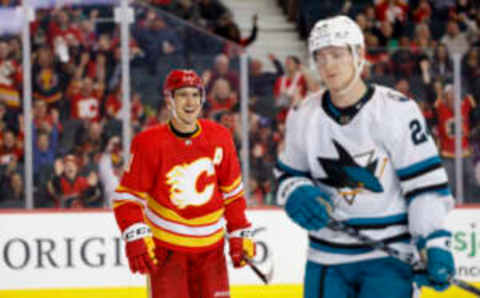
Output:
[{"xmin": 335, "ymin": 45, "xmax": 365, "ymax": 96}]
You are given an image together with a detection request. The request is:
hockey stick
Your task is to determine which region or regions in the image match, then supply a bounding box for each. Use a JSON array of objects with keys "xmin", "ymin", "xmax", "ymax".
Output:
[
  {"xmin": 244, "ymin": 257, "xmax": 273, "ymax": 284},
  {"xmin": 326, "ymin": 218, "xmax": 480, "ymax": 296}
]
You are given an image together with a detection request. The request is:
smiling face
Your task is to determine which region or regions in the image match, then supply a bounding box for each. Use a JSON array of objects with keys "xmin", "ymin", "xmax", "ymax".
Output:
[
  {"xmin": 168, "ymin": 86, "xmax": 202, "ymax": 132},
  {"xmin": 314, "ymin": 46, "xmax": 356, "ymax": 93}
]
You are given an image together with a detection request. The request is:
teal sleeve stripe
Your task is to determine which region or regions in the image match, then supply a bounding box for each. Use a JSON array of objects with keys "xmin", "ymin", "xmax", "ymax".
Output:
[
  {"xmin": 345, "ymin": 213, "xmax": 407, "ymax": 227},
  {"xmin": 396, "ymin": 156, "xmax": 442, "ymax": 178}
]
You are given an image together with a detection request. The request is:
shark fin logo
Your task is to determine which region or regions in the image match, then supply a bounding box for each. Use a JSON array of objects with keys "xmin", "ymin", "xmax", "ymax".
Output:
[{"xmin": 317, "ymin": 140, "xmax": 387, "ymax": 205}]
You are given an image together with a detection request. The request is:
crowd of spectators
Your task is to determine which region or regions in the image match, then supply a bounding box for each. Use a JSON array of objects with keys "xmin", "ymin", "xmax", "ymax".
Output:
[{"xmin": 0, "ymin": 0, "xmax": 479, "ymax": 208}]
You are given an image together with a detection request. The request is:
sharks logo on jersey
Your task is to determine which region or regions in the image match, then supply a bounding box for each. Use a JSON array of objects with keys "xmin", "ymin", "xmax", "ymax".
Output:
[{"xmin": 317, "ymin": 139, "xmax": 387, "ymax": 205}]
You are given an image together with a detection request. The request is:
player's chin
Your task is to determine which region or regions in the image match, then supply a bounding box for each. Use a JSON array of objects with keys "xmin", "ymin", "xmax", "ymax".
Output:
[
  {"xmin": 181, "ymin": 113, "xmax": 199, "ymax": 124},
  {"xmin": 326, "ymin": 80, "xmax": 348, "ymax": 93}
]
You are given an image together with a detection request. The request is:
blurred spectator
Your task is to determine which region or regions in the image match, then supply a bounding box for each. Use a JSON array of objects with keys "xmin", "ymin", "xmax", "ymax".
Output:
[
  {"xmin": 413, "ymin": 0, "xmax": 432, "ymax": 24},
  {"xmin": 33, "ymin": 126, "xmax": 58, "ymax": 177},
  {"xmin": 207, "ymin": 78, "xmax": 237, "ymax": 118},
  {"xmin": 75, "ymin": 121, "xmax": 104, "ymax": 161},
  {"xmin": 431, "ymin": 43, "xmax": 454, "ymax": 80},
  {"xmin": 441, "ymin": 20, "xmax": 470, "ymax": 56},
  {"xmin": 395, "ymin": 78, "xmax": 413, "ymax": 98},
  {"xmin": 134, "ymin": 14, "xmax": 183, "ymax": 75},
  {"xmin": 375, "ymin": 0, "xmax": 408, "ymax": 24},
  {"xmin": 78, "ymin": 19, "xmax": 97, "ymax": 50},
  {"xmin": 0, "ymin": 129, "xmax": 22, "ymax": 165},
  {"xmin": 391, "ymin": 36, "xmax": 416, "ymax": 78},
  {"xmin": 364, "ymin": 4, "xmax": 378, "ymax": 32},
  {"xmin": 47, "ymin": 154, "xmax": 101, "ymax": 208},
  {"xmin": 0, "ymin": 172, "xmax": 24, "ymax": 208},
  {"xmin": 355, "ymin": 13, "xmax": 369, "ymax": 33},
  {"xmin": 372, "ymin": 20, "xmax": 395, "ymax": 48},
  {"xmin": 273, "ymin": 56, "xmax": 307, "ymax": 109},
  {"xmin": 412, "ymin": 23, "xmax": 435, "ymax": 57},
  {"xmin": 0, "ymin": 101, "xmax": 16, "ymax": 132},
  {"xmin": 249, "ymin": 53, "xmax": 284, "ymax": 99},
  {"xmin": 104, "ymin": 85, "xmax": 122, "ymax": 120},
  {"xmin": 434, "ymin": 84, "xmax": 479, "ymax": 202},
  {"xmin": 364, "ymin": 32, "xmax": 390, "ymax": 74},
  {"xmin": 48, "ymin": 10, "xmax": 83, "ymax": 63},
  {"xmin": 455, "ymin": 0, "xmax": 477, "ymax": 21},
  {"xmin": 33, "ymin": 100, "xmax": 62, "ymax": 132},
  {"xmin": 416, "ymin": 54, "xmax": 437, "ymax": 102},
  {"xmin": 0, "ymin": 40, "xmax": 22, "ymax": 110},
  {"xmin": 204, "ymin": 53, "xmax": 239, "ymax": 94},
  {"xmin": 86, "ymin": 52, "xmax": 108, "ymax": 85},
  {"xmin": 8, "ymin": 37, "xmax": 22, "ymax": 63},
  {"xmin": 69, "ymin": 77, "xmax": 104, "ymax": 122},
  {"xmin": 104, "ymin": 88, "xmax": 145, "ymax": 134},
  {"xmin": 462, "ymin": 48, "xmax": 480, "ymax": 90},
  {"xmin": 98, "ymin": 135, "xmax": 123, "ymax": 208},
  {"xmin": 214, "ymin": 12, "xmax": 257, "ymax": 47},
  {"xmin": 33, "ymin": 46, "xmax": 66, "ymax": 108}
]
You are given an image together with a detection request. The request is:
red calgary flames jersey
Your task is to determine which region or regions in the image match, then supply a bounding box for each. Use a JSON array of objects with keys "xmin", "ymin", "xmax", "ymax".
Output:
[
  {"xmin": 435, "ymin": 95, "xmax": 475, "ymax": 157},
  {"xmin": 114, "ymin": 119, "xmax": 247, "ymax": 252},
  {"xmin": 70, "ymin": 91, "xmax": 102, "ymax": 122}
]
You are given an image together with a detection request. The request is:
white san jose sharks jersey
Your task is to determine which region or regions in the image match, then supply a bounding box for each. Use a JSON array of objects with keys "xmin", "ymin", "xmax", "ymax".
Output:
[{"xmin": 276, "ymin": 85, "xmax": 454, "ymax": 265}]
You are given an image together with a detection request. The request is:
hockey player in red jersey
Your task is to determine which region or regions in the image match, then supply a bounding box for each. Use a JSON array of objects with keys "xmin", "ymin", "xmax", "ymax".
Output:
[{"xmin": 113, "ymin": 69, "xmax": 255, "ymax": 298}]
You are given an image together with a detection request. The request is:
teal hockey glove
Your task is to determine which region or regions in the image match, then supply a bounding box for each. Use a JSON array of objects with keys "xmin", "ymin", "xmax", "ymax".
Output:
[
  {"xmin": 284, "ymin": 185, "xmax": 333, "ymax": 231},
  {"xmin": 414, "ymin": 230, "xmax": 455, "ymax": 292}
]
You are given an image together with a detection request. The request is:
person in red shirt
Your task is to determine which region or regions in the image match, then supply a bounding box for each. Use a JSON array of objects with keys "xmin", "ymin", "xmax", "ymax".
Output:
[
  {"xmin": 113, "ymin": 69, "xmax": 256, "ymax": 298},
  {"xmin": 0, "ymin": 41, "xmax": 22, "ymax": 109},
  {"xmin": 0, "ymin": 129, "xmax": 22, "ymax": 165},
  {"xmin": 206, "ymin": 78, "xmax": 237, "ymax": 119},
  {"xmin": 434, "ymin": 84, "xmax": 478, "ymax": 202},
  {"xmin": 69, "ymin": 77, "xmax": 104, "ymax": 122},
  {"xmin": 47, "ymin": 154, "xmax": 101, "ymax": 208},
  {"xmin": 273, "ymin": 55, "xmax": 307, "ymax": 109}
]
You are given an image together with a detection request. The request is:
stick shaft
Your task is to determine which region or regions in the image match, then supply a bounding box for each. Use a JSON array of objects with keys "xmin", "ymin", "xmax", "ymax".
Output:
[{"xmin": 245, "ymin": 258, "xmax": 269, "ymax": 284}]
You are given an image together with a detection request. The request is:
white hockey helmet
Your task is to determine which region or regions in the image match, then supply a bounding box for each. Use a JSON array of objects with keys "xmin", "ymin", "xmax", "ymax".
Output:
[
  {"xmin": 308, "ymin": 15, "xmax": 364, "ymax": 57},
  {"xmin": 308, "ymin": 15, "xmax": 366, "ymax": 95}
]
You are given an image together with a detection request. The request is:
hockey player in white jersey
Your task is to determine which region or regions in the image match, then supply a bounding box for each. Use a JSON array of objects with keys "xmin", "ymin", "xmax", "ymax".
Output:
[{"xmin": 276, "ymin": 15, "xmax": 455, "ymax": 298}]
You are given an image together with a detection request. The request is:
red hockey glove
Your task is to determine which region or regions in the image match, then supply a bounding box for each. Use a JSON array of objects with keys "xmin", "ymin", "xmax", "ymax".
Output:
[
  {"xmin": 123, "ymin": 223, "xmax": 159, "ymax": 274},
  {"xmin": 228, "ymin": 228, "xmax": 256, "ymax": 268}
]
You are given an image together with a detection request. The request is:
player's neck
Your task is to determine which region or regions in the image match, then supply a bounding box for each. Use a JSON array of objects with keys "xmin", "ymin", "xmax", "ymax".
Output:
[
  {"xmin": 330, "ymin": 80, "xmax": 367, "ymax": 108},
  {"xmin": 169, "ymin": 118, "xmax": 198, "ymax": 136}
]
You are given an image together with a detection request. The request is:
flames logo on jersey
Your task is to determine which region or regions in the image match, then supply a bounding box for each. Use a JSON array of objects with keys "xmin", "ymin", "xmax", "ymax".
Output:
[
  {"xmin": 317, "ymin": 139, "xmax": 387, "ymax": 205},
  {"xmin": 166, "ymin": 157, "xmax": 216, "ymax": 209}
]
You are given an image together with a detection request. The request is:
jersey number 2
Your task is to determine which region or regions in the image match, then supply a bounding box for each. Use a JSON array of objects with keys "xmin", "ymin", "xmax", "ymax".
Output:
[{"xmin": 409, "ymin": 119, "xmax": 427, "ymax": 145}]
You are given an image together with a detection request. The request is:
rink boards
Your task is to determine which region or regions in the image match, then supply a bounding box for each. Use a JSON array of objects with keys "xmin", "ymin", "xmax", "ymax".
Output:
[{"xmin": 0, "ymin": 208, "xmax": 479, "ymax": 298}]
